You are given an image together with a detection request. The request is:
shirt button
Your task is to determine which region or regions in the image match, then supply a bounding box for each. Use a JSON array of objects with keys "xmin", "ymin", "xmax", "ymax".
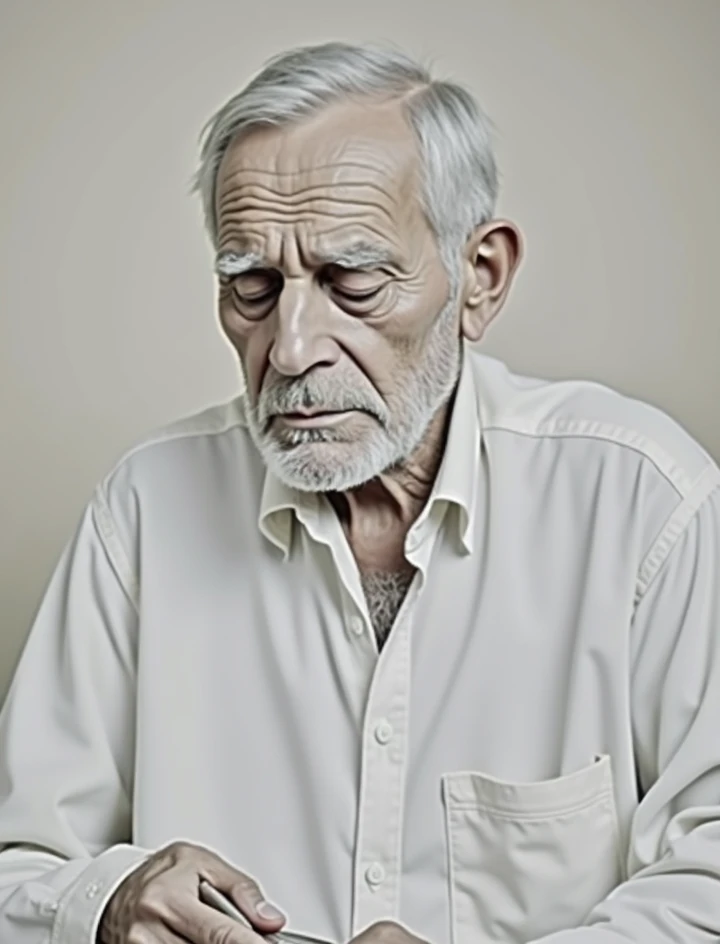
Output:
[
  {"xmin": 349, "ymin": 616, "xmax": 364, "ymax": 636},
  {"xmin": 365, "ymin": 862, "xmax": 386, "ymax": 886},
  {"xmin": 85, "ymin": 881, "xmax": 102, "ymax": 899},
  {"xmin": 374, "ymin": 719, "xmax": 394, "ymax": 744}
]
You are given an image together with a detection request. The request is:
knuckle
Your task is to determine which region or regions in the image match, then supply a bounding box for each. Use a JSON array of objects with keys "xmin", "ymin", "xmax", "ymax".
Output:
[
  {"xmin": 168, "ymin": 839, "xmax": 198, "ymax": 860},
  {"xmin": 127, "ymin": 926, "xmax": 154, "ymax": 944},
  {"xmin": 206, "ymin": 927, "xmax": 241, "ymax": 944}
]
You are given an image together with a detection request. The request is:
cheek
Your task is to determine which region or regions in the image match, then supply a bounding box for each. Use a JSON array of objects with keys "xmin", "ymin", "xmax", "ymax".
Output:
[
  {"xmin": 217, "ymin": 294, "xmax": 270, "ymax": 400},
  {"xmin": 383, "ymin": 282, "xmax": 446, "ymax": 349},
  {"xmin": 379, "ymin": 287, "xmax": 454, "ymax": 384},
  {"xmin": 218, "ymin": 289, "xmax": 248, "ymax": 343},
  {"xmin": 332, "ymin": 286, "xmax": 443, "ymax": 395}
]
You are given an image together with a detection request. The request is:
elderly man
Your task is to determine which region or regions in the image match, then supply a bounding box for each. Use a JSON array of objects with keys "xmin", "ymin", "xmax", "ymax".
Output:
[{"xmin": 1, "ymin": 40, "xmax": 719, "ymax": 944}]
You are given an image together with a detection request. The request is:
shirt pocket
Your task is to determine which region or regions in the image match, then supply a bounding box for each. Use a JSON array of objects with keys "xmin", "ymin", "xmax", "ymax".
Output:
[{"xmin": 441, "ymin": 754, "xmax": 623, "ymax": 944}]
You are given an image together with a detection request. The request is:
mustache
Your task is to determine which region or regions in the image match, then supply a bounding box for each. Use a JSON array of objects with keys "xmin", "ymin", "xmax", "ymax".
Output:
[{"xmin": 256, "ymin": 371, "xmax": 388, "ymax": 426}]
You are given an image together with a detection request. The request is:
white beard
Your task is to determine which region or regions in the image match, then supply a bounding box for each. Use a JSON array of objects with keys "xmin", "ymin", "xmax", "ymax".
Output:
[{"xmin": 245, "ymin": 286, "xmax": 462, "ymax": 493}]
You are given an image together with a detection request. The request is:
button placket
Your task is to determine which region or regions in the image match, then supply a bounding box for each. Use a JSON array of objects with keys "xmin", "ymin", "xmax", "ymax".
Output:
[
  {"xmin": 349, "ymin": 615, "xmax": 365, "ymax": 637},
  {"xmin": 365, "ymin": 862, "xmax": 386, "ymax": 886},
  {"xmin": 374, "ymin": 720, "xmax": 394, "ymax": 744},
  {"xmin": 351, "ymin": 616, "xmax": 412, "ymax": 933}
]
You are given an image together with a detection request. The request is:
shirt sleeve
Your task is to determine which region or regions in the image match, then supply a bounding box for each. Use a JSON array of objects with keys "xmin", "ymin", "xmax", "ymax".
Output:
[
  {"xmin": 528, "ymin": 481, "xmax": 720, "ymax": 943},
  {"xmin": 0, "ymin": 487, "xmax": 153, "ymax": 943}
]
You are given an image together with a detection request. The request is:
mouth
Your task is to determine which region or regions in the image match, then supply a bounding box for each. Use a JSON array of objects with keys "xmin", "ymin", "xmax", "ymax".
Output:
[{"xmin": 273, "ymin": 409, "xmax": 358, "ymax": 429}]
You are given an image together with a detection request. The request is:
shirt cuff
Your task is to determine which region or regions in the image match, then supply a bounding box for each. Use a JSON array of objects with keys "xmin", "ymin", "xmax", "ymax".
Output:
[{"xmin": 50, "ymin": 844, "xmax": 151, "ymax": 944}]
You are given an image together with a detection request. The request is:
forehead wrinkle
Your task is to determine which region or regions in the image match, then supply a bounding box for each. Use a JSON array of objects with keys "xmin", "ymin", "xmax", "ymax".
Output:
[
  {"xmin": 216, "ymin": 195, "xmax": 402, "ymax": 251},
  {"xmin": 216, "ymin": 150, "xmax": 420, "ymax": 269},
  {"xmin": 218, "ymin": 191, "xmax": 398, "ymax": 216},
  {"xmin": 217, "ymin": 201, "xmax": 399, "ymax": 233},
  {"xmin": 216, "ymin": 180, "xmax": 401, "ymax": 219},
  {"xmin": 217, "ymin": 155, "xmax": 406, "ymax": 202},
  {"xmin": 219, "ymin": 178, "xmax": 399, "ymax": 199},
  {"xmin": 220, "ymin": 159, "xmax": 401, "ymax": 177},
  {"xmin": 215, "ymin": 210, "xmax": 395, "ymax": 242},
  {"xmin": 219, "ymin": 148, "xmax": 411, "ymax": 181}
]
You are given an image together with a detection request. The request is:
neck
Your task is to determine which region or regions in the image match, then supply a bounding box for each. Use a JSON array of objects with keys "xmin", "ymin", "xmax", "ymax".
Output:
[{"xmin": 328, "ymin": 392, "xmax": 455, "ymax": 572}]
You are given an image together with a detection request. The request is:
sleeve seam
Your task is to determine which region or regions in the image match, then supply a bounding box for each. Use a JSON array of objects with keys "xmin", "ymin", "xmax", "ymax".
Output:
[
  {"xmin": 90, "ymin": 486, "xmax": 140, "ymax": 615},
  {"xmin": 635, "ymin": 467, "xmax": 720, "ymax": 603}
]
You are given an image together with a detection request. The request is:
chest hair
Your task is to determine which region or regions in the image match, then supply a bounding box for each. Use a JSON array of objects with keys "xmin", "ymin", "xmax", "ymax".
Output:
[{"xmin": 360, "ymin": 569, "xmax": 416, "ymax": 650}]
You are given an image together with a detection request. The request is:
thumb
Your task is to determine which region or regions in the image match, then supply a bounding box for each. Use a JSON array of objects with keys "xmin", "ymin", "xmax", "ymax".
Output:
[
  {"xmin": 213, "ymin": 869, "xmax": 287, "ymax": 930},
  {"xmin": 253, "ymin": 898, "xmax": 288, "ymax": 927}
]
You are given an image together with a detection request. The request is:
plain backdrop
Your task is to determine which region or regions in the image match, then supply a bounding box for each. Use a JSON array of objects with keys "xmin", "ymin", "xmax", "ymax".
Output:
[{"xmin": 1, "ymin": 0, "xmax": 718, "ymax": 701}]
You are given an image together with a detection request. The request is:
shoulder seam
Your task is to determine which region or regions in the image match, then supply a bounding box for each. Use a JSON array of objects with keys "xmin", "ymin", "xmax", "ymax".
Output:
[
  {"xmin": 91, "ymin": 485, "xmax": 140, "ymax": 613},
  {"xmin": 634, "ymin": 469, "xmax": 720, "ymax": 603},
  {"xmin": 482, "ymin": 417, "xmax": 710, "ymax": 497},
  {"xmin": 102, "ymin": 398, "xmax": 247, "ymax": 486}
]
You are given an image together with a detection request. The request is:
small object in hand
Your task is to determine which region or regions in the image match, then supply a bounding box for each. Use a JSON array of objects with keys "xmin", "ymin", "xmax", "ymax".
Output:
[{"xmin": 199, "ymin": 880, "xmax": 335, "ymax": 944}]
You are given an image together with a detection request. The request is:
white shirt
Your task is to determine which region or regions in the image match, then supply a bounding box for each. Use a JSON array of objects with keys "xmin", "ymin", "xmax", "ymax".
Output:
[{"xmin": 1, "ymin": 346, "xmax": 720, "ymax": 944}]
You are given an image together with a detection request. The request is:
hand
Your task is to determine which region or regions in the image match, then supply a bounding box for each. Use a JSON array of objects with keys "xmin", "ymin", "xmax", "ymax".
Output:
[
  {"xmin": 349, "ymin": 921, "xmax": 429, "ymax": 944},
  {"xmin": 97, "ymin": 839, "xmax": 287, "ymax": 943}
]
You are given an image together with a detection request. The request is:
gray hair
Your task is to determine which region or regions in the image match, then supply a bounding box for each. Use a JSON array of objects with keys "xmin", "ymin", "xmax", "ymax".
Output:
[{"xmin": 190, "ymin": 42, "xmax": 498, "ymax": 280}]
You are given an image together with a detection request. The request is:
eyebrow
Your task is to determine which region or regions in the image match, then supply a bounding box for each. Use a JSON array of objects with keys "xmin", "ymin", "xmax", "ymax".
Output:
[
  {"xmin": 214, "ymin": 250, "xmax": 264, "ymax": 278},
  {"xmin": 214, "ymin": 240, "xmax": 396, "ymax": 278},
  {"xmin": 318, "ymin": 240, "xmax": 396, "ymax": 269}
]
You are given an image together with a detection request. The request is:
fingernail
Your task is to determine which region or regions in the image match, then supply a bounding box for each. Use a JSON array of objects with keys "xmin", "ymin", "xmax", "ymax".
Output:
[{"xmin": 256, "ymin": 901, "xmax": 286, "ymax": 920}]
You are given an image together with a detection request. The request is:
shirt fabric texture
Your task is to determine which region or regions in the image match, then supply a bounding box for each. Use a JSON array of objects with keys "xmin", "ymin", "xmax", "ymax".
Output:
[{"xmin": 1, "ymin": 346, "xmax": 720, "ymax": 944}]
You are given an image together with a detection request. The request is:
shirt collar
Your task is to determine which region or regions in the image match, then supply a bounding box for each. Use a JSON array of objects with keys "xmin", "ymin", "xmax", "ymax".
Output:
[
  {"xmin": 258, "ymin": 343, "xmax": 481, "ymax": 557},
  {"xmin": 411, "ymin": 342, "xmax": 480, "ymax": 555},
  {"xmin": 258, "ymin": 463, "xmax": 315, "ymax": 558}
]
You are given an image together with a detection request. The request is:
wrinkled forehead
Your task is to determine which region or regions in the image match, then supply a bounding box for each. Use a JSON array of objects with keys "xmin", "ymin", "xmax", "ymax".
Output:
[{"xmin": 214, "ymin": 100, "xmax": 425, "ymax": 237}]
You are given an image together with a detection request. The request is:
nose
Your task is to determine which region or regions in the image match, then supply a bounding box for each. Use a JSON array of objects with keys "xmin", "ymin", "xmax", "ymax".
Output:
[{"xmin": 268, "ymin": 278, "xmax": 341, "ymax": 377}]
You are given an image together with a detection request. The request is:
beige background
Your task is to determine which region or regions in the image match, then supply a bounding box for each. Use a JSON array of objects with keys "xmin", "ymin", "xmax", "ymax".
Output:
[{"xmin": 1, "ymin": 0, "xmax": 718, "ymax": 700}]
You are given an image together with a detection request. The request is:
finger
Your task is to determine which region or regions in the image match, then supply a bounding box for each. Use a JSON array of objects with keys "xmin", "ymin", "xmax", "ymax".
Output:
[
  {"xmin": 198, "ymin": 865, "xmax": 286, "ymax": 931},
  {"xmin": 166, "ymin": 897, "xmax": 268, "ymax": 944}
]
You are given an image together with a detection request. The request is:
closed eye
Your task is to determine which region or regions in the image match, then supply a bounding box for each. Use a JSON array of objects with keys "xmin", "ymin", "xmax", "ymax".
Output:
[
  {"xmin": 232, "ymin": 270, "xmax": 282, "ymax": 304},
  {"xmin": 332, "ymin": 285, "xmax": 384, "ymax": 301},
  {"xmin": 239, "ymin": 289, "xmax": 277, "ymax": 303}
]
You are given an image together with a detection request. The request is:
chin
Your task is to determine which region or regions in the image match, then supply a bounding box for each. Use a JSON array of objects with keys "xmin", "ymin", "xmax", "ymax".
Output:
[{"xmin": 262, "ymin": 438, "xmax": 389, "ymax": 493}]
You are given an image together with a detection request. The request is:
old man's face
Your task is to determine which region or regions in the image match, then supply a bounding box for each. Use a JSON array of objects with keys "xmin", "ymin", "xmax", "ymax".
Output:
[{"xmin": 214, "ymin": 98, "xmax": 462, "ymax": 491}]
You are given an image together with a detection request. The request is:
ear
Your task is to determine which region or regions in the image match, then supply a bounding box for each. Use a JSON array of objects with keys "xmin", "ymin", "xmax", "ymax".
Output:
[{"xmin": 460, "ymin": 220, "xmax": 524, "ymax": 343}]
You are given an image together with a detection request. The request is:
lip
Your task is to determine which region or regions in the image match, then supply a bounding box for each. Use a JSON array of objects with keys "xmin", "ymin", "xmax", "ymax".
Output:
[{"xmin": 274, "ymin": 410, "xmax": 357, "ymax": 428}]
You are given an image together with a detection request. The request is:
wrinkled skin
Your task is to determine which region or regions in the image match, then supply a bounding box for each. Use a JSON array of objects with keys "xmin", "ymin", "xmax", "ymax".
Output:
[
  {"xmin": 214, "ymin": 96, "xmax": 523, "ymax": 568},
  {"xmin": 97, "ymin": 840, "xmax": 286, "ymax": 944}
]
